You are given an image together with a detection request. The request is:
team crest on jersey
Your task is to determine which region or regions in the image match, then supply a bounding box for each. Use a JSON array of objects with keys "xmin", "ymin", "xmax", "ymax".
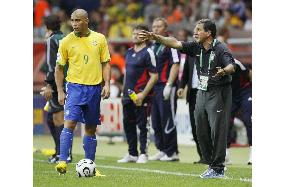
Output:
[
  {"xmin": 92, "ymin": 40, "xmax": 98, "ymax": 46},
  {"xmin": 132, "ymin": 53, "xmax": 136, "ymax": 57},
  {"xmin": 209, "ymin": 52, "xmax": 215, "ymax": 61}
]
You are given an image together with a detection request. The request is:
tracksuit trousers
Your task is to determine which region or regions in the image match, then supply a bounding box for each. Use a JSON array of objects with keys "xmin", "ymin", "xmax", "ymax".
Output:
[
  {"xmin": 195, "ymin": 84, "xmax": 232, "ymax": 172},
  {"xmin": 151, "ymin": 86, "xmax": 178, "ymax": 156},
  {"xmin": 123, "ymin": 102, "xmax": 151, "ymax": 156}
]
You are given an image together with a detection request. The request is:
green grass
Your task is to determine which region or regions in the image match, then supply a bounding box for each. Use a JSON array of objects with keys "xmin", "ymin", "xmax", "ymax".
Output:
[{"xmin": 33, "ymin": 135, "xmax": 252, "ymax": 187}]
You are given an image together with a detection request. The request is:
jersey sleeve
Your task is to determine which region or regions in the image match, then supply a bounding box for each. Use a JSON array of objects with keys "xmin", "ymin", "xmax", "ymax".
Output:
[
  {"xmin": 56, "ymin": 39, "xmax": 67, "ymax": 66},
  {"xmin": 220, "ymin": 47, "xmax": 235, "ymax": 67},
  {"xmin": 146, "ymin": 48, "xmax": 157, "ymax": 73},
  {"xmin": 100, "ymin": 35, "xmax": 111, "ymax": 63},
  {"xmin": 180, "ymin": 41, "xmax": 199, "ymax": 57},
  {"xmin": 45, "ymin": 37, "xmax": 58, "ymax": 83},
  {"xmin": 169, "ymin": 48, "xmax": 180, "ymax": 64},
  {"xmin": 234, "ymin": 59, "xmax": 249, "ymax": 76}
]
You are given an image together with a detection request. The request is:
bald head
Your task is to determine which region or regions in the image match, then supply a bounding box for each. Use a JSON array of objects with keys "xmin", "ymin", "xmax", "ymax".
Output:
[
  {"xmin": 70, "ymin": 9, "xmax": 90, "ymax": 36},
  {"xmin": 71, "ymin": 9, "xmax": 88, "ymax": 19}
]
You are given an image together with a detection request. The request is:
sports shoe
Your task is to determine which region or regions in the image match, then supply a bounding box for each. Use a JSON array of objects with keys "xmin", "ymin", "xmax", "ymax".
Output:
[
  {"xmin": 136, "ymin": 154, "xmax": 148, "ymax": 164},
  {"xmin": 95, "ymin": 169, "xmax": 106, "ymax": 177},
  {"xmin": 200, "ymin": 167, "xmax": 211, "ymax": 177},
  {"xmin": 67, "ymin": 155, "xmax": 73, "ymax": 163},
  {"xmin": 149, "ymin": 151, "xmax": 166, "ymax": 161},
  {"xmin": 55, "ymin": 161, "xmax": 67, "ymax": 175},
  {"xmin": 225, "ymin": 156, "xmax": 232, "ymax": 165},
  {"xmin": 48, "ymin": 154, "xmax": 59, "ymax": 164},
  {"xmin": 160, "ymin": 152, "xmax": 179, "ymax": 161},
  {"xmin": 117, "ymin": 154, "xmax": 138, "ymax": 163},
  {"xmin": 200, "ymin": 168, "xmax": 225, "ymax": 179}
]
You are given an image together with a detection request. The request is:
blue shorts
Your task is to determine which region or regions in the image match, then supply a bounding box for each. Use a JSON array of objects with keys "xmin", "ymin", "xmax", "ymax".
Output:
[{"xmin": 64, "ymin": 82, "xmax": 102, "ymax": 125}]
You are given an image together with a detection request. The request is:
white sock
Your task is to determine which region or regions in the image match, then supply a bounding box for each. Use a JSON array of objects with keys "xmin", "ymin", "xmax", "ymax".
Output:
[
  {"xmin": 248, "ymin": 146, "xmax": 252, "ymax": 163},
  {"xmin": 226, "ymin": 148, "xmax": 230, "ymax": 158}
]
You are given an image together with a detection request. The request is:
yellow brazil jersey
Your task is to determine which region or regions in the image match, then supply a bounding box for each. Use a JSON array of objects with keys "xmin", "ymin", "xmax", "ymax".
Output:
[{"xmin": 56, "ymin": 30, "xmax": 111, "ymax": 85}]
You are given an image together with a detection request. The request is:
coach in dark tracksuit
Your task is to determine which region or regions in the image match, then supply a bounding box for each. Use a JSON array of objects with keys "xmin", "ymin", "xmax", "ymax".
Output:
[{"xmin": 138, "ymin": 19, "xmax": 235, "ymax": 178}]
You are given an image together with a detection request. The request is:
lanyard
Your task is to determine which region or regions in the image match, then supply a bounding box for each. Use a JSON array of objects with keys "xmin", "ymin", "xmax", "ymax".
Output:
[
  {"xmin": 155, "ymin": 44, "xmax": 164, "ymax": 55},
  {"xmin": 199, "ymin": 39, "xmax": 217, "ymax": 71}
]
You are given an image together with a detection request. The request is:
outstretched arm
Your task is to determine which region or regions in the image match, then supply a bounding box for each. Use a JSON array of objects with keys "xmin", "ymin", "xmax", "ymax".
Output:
[{"xmin": 139, "ymin": 30, "xmax": 183, "ymax": 49}]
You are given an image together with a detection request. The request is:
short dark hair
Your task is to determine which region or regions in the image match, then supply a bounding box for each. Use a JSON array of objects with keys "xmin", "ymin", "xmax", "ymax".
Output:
[
  {"xmin": 214, "ymin": 8, "xmax": 223, "ymax": 16},
  {"xmin": 44, "ymin": 15, "xmax": 61, "ymax": 31},
  {"xmin": 197, "ymin": 19, "xmax": 217, "ymax": 38},
  {"xmin": 133, "ymin": 24, "xmax": 149, "ymax": 32}
]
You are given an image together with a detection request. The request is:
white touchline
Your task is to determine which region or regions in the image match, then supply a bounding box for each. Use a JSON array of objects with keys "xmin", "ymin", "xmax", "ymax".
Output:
[{"xmin": 33, "ymin": 159, "xmax": 251, "ymax": 183}]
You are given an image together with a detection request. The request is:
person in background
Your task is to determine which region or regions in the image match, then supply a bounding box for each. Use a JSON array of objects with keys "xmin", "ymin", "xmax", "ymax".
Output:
[
  {"xmin": 148, "ymin": 18, "xmax": 180, "ymax": 162},
  {"xmin": 217, "ymin": 32, "xmax": 252, "ymax": 165},
  {"xmin": 176, "ymin": 29, "xmax": 206, "ymax": 164},
  {"xmin": 117, "ymin": 24, "xmax": 158, "ymax": 164},
  {"xmin": 41, "ymin": 14, "xmax": 72, "ymax": 164}
]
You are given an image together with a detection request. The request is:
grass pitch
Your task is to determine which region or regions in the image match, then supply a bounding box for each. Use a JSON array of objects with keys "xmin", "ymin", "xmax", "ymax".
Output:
[{"xmin": 33, "ymin": 135, "xmax": 252, "ymax": 187}]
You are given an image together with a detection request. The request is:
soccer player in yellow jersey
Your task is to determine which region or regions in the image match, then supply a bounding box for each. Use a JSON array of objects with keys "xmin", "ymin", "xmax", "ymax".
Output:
[{"xmin": 54, "ymin": 9, "xmax": 111, "ymax": 176}]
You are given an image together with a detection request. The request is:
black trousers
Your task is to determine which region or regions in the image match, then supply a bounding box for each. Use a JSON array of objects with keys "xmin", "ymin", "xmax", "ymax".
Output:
[
  {"xmin": 188, "ymin": 88, "xmax": 202, "ymax": 160},
  {"xmin": 123, "ymin": 102, "xmax": 150, "ymax": 156},
  {"xmin": 195, "ymin": 85, "xmax": 232, "ymax": 172}
]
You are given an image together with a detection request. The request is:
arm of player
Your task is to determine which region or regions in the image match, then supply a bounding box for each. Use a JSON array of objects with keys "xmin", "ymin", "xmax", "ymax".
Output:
[
  {"xmin": 135, "ymin": 72, "xmax": 158, "ymax": 106},
  {"xmin": 139, "ymin": 30, "xmax": 183, "ymax": 50},
  {"xmin": 45, "ymin": 38, "xmax": 57, "ymax": 84},
  {"xmin": 55, "ymin": 64, "xmax": 65, "ymax": 105},
  {"xmin": 101, "ymin": 61, "xmax": 111, "ymax": 99},
  {"xmin": 163, "ymin": 63, "xmax": 180, "ymax": 100},
  {"xmin": 43, "ymin": 38, "xmax": 57, "ymax": 101}
]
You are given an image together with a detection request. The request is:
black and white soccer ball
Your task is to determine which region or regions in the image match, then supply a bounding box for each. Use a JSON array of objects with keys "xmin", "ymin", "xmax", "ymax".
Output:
[{"xmin": 76, "ymin": 159, "xmax": 96, "ymax": 177}]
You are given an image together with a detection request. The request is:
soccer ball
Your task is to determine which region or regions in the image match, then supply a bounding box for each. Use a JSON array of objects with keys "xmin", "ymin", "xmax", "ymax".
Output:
[{"xmin": 76, "ymin": 159, "xmax": 96, "ymax": 177}]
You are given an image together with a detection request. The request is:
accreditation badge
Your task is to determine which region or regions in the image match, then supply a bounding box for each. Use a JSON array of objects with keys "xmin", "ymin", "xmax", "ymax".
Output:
[{"xmin": 197, "ymin": 75, "xmax": 209, "ymax": 91}]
